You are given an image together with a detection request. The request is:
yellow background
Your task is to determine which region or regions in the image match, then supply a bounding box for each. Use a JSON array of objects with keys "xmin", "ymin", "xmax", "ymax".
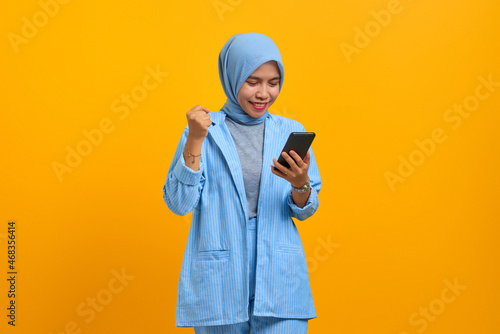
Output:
[{"xmin": 1, "ymin": 0, "xmax": 499, "ymax": 333}]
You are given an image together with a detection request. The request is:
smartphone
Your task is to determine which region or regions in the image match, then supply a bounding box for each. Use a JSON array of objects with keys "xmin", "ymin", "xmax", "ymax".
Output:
[{"xmin": 275, "ymin": 132, "xmax": 316, "ymax": 169}]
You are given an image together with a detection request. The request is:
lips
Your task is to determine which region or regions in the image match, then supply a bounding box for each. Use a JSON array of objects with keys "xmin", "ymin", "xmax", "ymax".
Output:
[{"xmin": 250, "ymin": 101, "xmax": 268, "ymax": 110}]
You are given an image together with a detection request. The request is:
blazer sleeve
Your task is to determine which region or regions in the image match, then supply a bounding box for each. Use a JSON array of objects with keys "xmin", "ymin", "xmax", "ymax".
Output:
[
  {"xmin": 163, "ymin": 126, "xmax": 206, "ymax": 216},
  {"xmin": 286, "ymin": 125, "xmax": 321, "ymax": 221}
]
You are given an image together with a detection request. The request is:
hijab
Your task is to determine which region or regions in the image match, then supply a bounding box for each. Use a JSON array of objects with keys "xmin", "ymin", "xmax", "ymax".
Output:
[{"xmin": 218, "ymin": 32, "xmax": 285, "ymax": 125}]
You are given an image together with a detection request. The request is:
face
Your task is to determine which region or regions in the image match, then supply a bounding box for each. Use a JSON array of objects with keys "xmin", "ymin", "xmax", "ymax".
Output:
[{"xmin": 236, "ymin": 60, "xmax": 281, "ymax": 118}]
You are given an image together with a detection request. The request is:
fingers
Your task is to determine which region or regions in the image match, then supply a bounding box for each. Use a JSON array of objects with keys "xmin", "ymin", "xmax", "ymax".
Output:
[
  {"xmin": 186, "ymin": 105, "xmax": 212, "ymax": 140},
  {"xmin": 275, "ymin": 150, "xmax": 309, "ymax": 178},
  {"xmin": 191, "ymin": 104, "xmax": 203, "ymax": 113},
  {"xmin": 188, "ymin": 105, "xmax": 211, "ymax": 122},
  {"xmin": 303, "ymin": 150, "xmax": 311, "ymax": 165},
  {"xmin": 289, "ymin": 151, "xmax": 304, "ymax": 167},
  {"xmin": 272, "ymin": 159, "xmax": 290, "ymax": 177},
  {"xmin": 190, "ymin": 105, "xmax": 210, "ymax": 114},
  {"xmin": 270, "ymin": 165, "xmax": 287, "ymax": 180},
  {"xmin": 282, "ymin": 151, "xmax": 305, "ymax": 170},
  {"xmin": 198, "ymin": 106, "xmax": 211, "ymax": 126},
  {"xmin": 200, "ymin": 114, "xmax": 212, "ymax": 128}
]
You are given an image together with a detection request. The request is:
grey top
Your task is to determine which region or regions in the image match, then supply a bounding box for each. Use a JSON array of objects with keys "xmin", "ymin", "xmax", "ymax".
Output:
[{"xmin": 225, "ymin": 117, "xmax": 265, "ymax": 219}]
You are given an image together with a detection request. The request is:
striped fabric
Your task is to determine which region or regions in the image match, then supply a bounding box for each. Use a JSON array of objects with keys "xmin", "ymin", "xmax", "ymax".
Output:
[{"xmin": 163, "ymin": 111, "xmax": 321, "ymax": 327}]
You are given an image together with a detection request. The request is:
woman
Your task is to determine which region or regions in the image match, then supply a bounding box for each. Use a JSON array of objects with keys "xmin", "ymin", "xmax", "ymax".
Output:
[{"xmin": 163, "ymin": 32, "xmax": 321, "ymax": 333}]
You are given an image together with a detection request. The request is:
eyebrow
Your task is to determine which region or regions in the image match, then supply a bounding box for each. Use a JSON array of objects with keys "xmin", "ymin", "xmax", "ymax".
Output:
[{"xmin": 247, "ymin": 76, "xmax": 281, "ymax": 81}]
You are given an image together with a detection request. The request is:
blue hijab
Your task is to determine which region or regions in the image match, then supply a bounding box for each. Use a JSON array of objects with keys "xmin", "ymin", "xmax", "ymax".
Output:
[{"xmin": 218, "ymin": 32, "xmax": 285, "ymax": 125}]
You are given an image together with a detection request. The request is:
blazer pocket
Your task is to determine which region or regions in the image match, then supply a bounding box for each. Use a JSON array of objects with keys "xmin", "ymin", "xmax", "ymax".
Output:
[
  {"xmin": 276, "ymin": 244, "xmax": 302, "ymax": 254},
  {"xmin": 196, "ymin": 249, "xmax": 230, "ymax": 261}
]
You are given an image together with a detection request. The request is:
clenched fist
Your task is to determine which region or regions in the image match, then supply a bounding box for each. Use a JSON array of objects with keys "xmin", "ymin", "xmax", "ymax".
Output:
[{"xmin": 186, "ymin": 104, "xmax": 211, "ymax": 141}]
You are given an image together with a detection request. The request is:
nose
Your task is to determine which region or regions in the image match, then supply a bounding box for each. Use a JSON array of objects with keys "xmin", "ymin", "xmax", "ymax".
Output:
[{"xmin": 255, "ymin": 84, "xmax": 268, "ymax": 99}]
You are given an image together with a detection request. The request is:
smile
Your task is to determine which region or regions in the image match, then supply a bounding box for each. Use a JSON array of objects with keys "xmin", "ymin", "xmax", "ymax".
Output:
[{"xmin": 250, "ymin": 102, "xmax": 267, "ymax": 110}]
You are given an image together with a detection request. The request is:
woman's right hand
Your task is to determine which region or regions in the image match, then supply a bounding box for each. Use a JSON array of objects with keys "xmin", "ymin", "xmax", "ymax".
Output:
[{"xmin": 186, "ymin": 104, "xmax": 211, "ymax": 141}]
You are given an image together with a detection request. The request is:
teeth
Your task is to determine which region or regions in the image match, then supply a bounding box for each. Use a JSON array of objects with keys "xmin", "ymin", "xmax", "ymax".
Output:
[{"xmin": 252, "ymin": 102, "xmax": 266, "ymax": 107}]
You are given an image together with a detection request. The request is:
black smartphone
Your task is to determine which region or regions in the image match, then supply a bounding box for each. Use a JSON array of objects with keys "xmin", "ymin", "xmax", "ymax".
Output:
[{"xmin": 275, "ymin": 132, "xmax": 316, "ymax": 169}]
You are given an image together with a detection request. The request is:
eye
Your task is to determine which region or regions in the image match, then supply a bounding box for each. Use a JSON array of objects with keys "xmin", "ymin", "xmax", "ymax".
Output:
[
  {"xmin": 269, "ymin": 82, "xmax": 279, "ymax": 86},
  {"xmin": 247, "ymin": 81, "xmax": 258, "ymax": 86}
]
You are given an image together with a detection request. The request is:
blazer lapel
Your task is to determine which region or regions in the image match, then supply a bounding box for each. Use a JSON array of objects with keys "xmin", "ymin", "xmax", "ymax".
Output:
[
  {"xmin": 257, "ymin": 114, "xmax": 283, "ymax": 216},
  {"xmin": 207, "ymin": 112, "xmax": 248, "ymax": 218}
]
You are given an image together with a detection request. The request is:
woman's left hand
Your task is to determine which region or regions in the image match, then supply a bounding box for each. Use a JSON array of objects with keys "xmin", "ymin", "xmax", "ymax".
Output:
[{"xmin": 271, "ymin": 150, "xmax": 310, "ymax": 188}]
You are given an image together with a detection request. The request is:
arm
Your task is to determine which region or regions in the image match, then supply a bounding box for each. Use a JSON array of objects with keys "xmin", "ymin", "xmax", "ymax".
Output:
[
  {"xmin": 272, "ymin": 149, "xmax": 312, "ymax": 208},
  {"xmin": 272, "ymin": 148, "xmax": 321, "ymax": 221},
  {"xmin": 163, "ymin": 126, "xmax": 205, "ymax": 216},
  {"xmin": 287, "ymin": 147, "xmax": 321, "ymax": 221},
  {"xmin": 183, "ymin": 136, "xmax": 204, "ymax": 171},
  {"xmin": 163, "ymin": 105, "xmax": 211, "ymax": 216}
]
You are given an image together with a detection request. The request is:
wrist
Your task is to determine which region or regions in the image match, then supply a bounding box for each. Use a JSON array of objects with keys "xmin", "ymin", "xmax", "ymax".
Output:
[
  {"xmin": 184, "ymin": 137, "xmax": 204, "ymax": 165},
  {"xmin": 185, "ymin": 137, "xmax": 204, "ymax": 154},
  {"xmin": 291, "ymin": 178, "xmax": 309, "ymax": 189},
  {"xmin": 291, "ymin": 179, "xmax": 310, "ymax": 193}
]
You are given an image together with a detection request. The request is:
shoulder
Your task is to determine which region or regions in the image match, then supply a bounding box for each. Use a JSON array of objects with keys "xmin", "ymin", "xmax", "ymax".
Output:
[{"xmin": 268, "ymin": 113, "xmax": 306, "ymax": 131}]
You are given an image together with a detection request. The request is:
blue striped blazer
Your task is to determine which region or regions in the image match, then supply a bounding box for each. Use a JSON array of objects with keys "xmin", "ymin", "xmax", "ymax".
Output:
[{"xmin": 163, "ymin": 111, "xmax": 321, "ymax": 327}]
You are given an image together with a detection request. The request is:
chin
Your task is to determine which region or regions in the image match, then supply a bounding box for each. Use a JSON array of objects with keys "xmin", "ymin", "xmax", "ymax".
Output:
[{"xmin": 246, "ymin": 110, "xmax": 266, "ymax": 118}]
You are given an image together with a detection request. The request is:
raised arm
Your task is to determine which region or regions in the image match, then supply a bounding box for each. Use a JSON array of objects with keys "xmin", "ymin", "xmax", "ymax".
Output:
[{"xmin": 163, "ymin": 105, "xmax": 211, "ymax": 216}]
